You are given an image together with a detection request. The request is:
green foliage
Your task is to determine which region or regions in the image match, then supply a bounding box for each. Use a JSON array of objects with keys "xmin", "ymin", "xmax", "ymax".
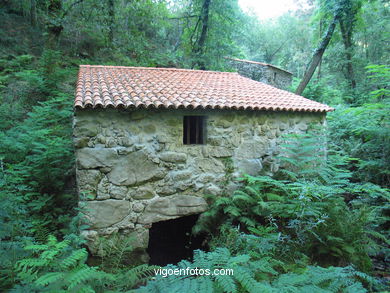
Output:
[
  {"xmin": 0, "ymin": 183, "xmax": 33, "ymax": 289},
  {"xmin": 11, "ymin": 234, "xmax": 159, "ymax": 292},
  {"xmin": 176, "ymin": 0, "xmax": 243, "ymax": 70},
  {"xmin": 138, "ymin": 246, "xmax": 373, "ymax": 293},
  {"xmin": 299, "ymin": 77, "xmax": 345, "ymax": 105},
  {"xmin": 328, "ymin": 102, "xmax": 390, "ymax": 187},
  {"xmin": 1, "ymin": 94, "xmax": 73, "ymax": 184},
  {"xmin": 95, "ymin": 232, "xmax": 159, "ymax": 276},
  {"xmin": 366, "ymin": 64, "xmax": 390, "ymax": 101},
  {"xmin": 0, "ymin": 94, "xmax": 75, "ymax": 245},
  {"xmin": 196, "ymin": 131, "xmax": 389, "ymax": 272},
  {"xmin": 271, "ymin": 265, "xmax": 372, "ymax": 293},
  {"xmin": 13, "ymin": 235, "xmax": 113, "ymax": 292},
  {"xmin": 0, "ymin": 50, "xmax": 76, "ymax": 290},
  {"xmin": 137, "ymin": 247, "xmax": 265, "ymax": 293},
  {"xmin": 277, "ymin": 128, "xmax": 328, "ymax": 181}
]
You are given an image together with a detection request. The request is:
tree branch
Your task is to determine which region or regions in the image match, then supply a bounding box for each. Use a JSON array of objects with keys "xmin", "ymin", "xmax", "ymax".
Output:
[
  {"xmin": 61, "ymin": 0, "xmax": 85, "ymax": 20},
  {"xmin": 168, "ymin": 15, "xmax": 199, "ymax": 20}
]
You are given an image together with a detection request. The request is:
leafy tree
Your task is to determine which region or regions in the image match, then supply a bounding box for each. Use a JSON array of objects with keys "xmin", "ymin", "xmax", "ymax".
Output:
[
  {"xmin": 177, "ymin": 0, "xmax": 243, "ymax": 70},
  {"xmin": 337, "ymin": 0, "xmax": 363, "ymax": 89}
]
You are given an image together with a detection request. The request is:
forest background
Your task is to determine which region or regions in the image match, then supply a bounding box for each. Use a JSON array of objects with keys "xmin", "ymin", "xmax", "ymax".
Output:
[{"xmin": 0, "ymin": 0, "xmax": 389, "ymax": 292}]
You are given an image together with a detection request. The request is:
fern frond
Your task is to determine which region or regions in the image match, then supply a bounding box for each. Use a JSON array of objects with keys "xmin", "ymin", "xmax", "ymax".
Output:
[
  {"xmin": 35, "ymin": 271, "xmax": 65, "ymax": 286},
  {"xmin": 234, "ymin": 266, "xmax": 258, "ymax": 293},
  {"xmin": 66, "ymin": 266, "xmax": 98, "ymax": 289},
  {"xmin": 60, "ymin": 248, "xmax": 88, "ymax": 269},
  {"xmin": 214, "ymin": 273, "xmax": 236, "ymax": 293}
]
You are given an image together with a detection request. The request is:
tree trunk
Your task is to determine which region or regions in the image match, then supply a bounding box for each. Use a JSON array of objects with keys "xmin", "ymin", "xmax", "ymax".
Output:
[
  {"xmin": 295, "ymin": 12, "xmax": 340, "ymax": 95},
  {"xmin": 44, "ymin": 0, "xmax": 85, "ymax": 50},
  {"xmin": 108, "ymin": 0, "xmax": 115, "ymax": 46},
  {"xmin": 30, "ymin": 0, "xmax": 37, "ymax": 27},
  {"xmin": 45, "ymin": 0, "xmax": 64, "ymax": 49},
  {"xmin": 192, "ymin": 0, "xmax": 211, "ymax": 69},
  {"xmin": 339, "ymin": 19, "xmax": 356, "ymax": 89},
  {"xmin": 317, "ymin": 19, "xmax": 323, "ymax": 80}
]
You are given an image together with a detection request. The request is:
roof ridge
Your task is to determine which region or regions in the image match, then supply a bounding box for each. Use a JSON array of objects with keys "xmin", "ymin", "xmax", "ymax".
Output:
[
  {"xmin": 225, "ymin": 57, "xmax": 293, "ymax": 74},
  {"xmin": 79, "ymin": 65, "xmax": 239, "ymax": 75}
]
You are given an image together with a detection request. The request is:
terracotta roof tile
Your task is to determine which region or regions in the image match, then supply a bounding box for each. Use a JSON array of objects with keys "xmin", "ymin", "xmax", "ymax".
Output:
[{"xmin": 74, "ymin": 65, "xmax": 333, "ymax": 113}]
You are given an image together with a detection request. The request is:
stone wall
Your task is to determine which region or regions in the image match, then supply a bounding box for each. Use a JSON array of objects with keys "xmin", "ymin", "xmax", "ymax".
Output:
[
  {"xmin": 74, "ymin": 108, "xmax": 325, "ymax": 258},
  {"xmin": 226, "ymin": 59, "xmax": 293, "ymax": 90}
]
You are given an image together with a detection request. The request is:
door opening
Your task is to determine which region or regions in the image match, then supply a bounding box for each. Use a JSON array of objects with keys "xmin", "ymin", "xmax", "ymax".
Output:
[{"xmin": 147, "ymin": 214, "xmax": 207, "ymax": 266}]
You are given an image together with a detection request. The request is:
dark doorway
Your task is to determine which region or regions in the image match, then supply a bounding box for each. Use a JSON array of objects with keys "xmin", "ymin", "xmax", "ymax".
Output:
[{"xmin": 147, "ymin": 214, "xmax": 207, "ymax": 266}]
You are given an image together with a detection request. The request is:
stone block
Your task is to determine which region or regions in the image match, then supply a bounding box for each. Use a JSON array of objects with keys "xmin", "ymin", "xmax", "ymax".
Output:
[
  {"xmin": 207, "ymin": 136, "xmax": 221, "ymax": 146},
  {"xmin": 77, "ymin": 148, "xmax": 118, "ymax": 169},
  {"xmin": 170, "ymin": 170, "xmax": 192, "ymax": 181},
  {"xmin": 235, "ymin": 140, "xmax": 268, "ymax": 159},
  {"xmin": 204, "ymin": 184, "xmax": 222, "ymax": 196},
  {"xmin": 208, "ymin": 146, "xmax": 233, "ymax": 158},
  {"xmin": 113, "ymin": 213, "xmax": 138, "ymax": 229},
  {"xmin": 166, "ymin": 118, "xmax": 181, "ymax": 127},
  {"xmin": 110, "ymin": 185, "xmax": 128, "ymax": 199},
  {"xmin": 120, "ymin": 136, "xmax": 136, "ymax": 147},
  {"xmin": 215, "ymin": 120, "xmax": 232, "ymax": 128},
  {"xmin": 196, "ymin": 173, "xmax": 215, "ymax": 184},
  {"xmin": 297, "ymin": 123, "xmax": 308, "ymax": 131},
  {"xmin": 132, "ymin": 202, "xmax": 145, "ymax": 213},
  {"xmin": 73, "ymin": 124, "xmax": 99, "ymax": 137},
  {"xmin": 74, "ymin": 137, "xmax": 89, "ymax": 148},
  {"xmin": 107, "ymin": 151, "xmax": 164, "ymax": 186},
  {"xmin": 156, "ymin": 134, "xmax": 170, "ymax": 143},
  {"xmin": 143, "ymin": 124, "xmax": 156, "ymax": 134},
  {"xmin": 159, "ymin": 152, "xmax": 187, "ymax": 163},
  {"xmin": 96, "ymin": 134, "xmax": 106, "ymax": 144},
  {"xmin": 138, "ymin": 195, "xmax": 208, "ymax": 224},
  {"xmin": 196, "ymin": 158, "xmax": 225, "ymax": 173},
  {"xmin": 97, "ymin": 177, "xmax": 110, "ymax": 200},
  {"xmin": 105, "ymin": 138, "xmax": 117, "ymax": 148},
  {"xmin": 83, "ymin": 199, "xmax": 131, "ymax": 229},
  {"xmin": 156, "ymin": 185, "xmax": 176, "ymax": 196},
  {"xmin": 76, "ymin": 169, "xmax": 102, "ymax": 197},
  {"xmin": 235, "ymin": 158, "xmax": 263, "ymax": 176},
  {"xmin": 131, "ymin": 226, "xmax": 150, "ymax": 248},
  {"xmin": 279, "ymin": 122, "xmax": 288, "ymax": 131},
  {"xmin": 130, "ymin": 186, "xmax": 157, "ymax": 200}
]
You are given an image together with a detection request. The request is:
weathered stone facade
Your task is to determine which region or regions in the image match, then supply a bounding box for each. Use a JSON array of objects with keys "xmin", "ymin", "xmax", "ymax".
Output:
[
  {"xmin": 74, "ymin": 108, "xmax": 325, "ymax": 258},
  {"xmin": 226, "ymin": 58, "xmax": 293, "ymax": 90}
]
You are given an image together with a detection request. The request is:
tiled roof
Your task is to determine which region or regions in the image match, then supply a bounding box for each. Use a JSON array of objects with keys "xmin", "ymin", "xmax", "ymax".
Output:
[{"xmin": 75, "ymin": 65, "xmax": 333, "ymax": 113}]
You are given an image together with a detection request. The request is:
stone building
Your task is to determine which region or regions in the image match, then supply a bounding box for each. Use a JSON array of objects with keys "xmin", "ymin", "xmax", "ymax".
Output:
[
  {"xmin": 226, "ymin": 57, "xmax": 293, "ymax": 90},
  {"xmin": 73, "ymin": 65, "xmax": 332, "ymax": 262}
]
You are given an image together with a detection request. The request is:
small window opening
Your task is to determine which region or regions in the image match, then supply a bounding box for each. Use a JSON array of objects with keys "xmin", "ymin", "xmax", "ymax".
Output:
[{"xmin": 183, "ymin": 116, "xmax": 205, "ymax": 144}]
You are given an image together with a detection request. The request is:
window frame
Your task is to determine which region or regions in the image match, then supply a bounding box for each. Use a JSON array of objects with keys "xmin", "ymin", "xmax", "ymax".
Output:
[{"xmin": 183, "ymin": 115, "xmax": 206, "ymax": 145}]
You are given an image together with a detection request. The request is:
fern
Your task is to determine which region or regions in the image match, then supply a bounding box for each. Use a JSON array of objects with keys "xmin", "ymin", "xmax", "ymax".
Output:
[
  {"xmin": 137, "ymin": 248, "xmax": 262, "ymax": 293},
  {"xmin": 137, "ymin": 245, "xmax": 373, "ymax": 293},
  {"xmin": 194, "ymin": 129, "xmax": 390, "ymax": 272},
  {"xmin": 14, "ymin": 235, "xmax": 115, "ymax": 292},
  {"xmin": 271, "ymin": 266, "xmax": 373, "ymax": 293},
  {"xmin": 106, "ymin": 264, "xmax": 160, "ymax": 291}
]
